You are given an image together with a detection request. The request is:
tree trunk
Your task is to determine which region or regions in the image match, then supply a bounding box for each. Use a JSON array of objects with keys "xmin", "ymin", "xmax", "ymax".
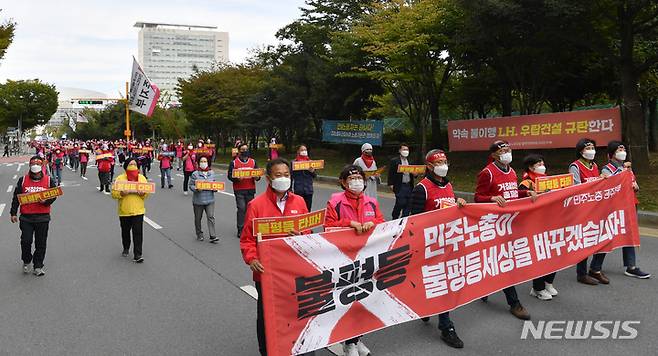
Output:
[
  {"xmin": 501, "ymin": 81, "xmax": 513, "ymax": 116},
  {"xmin": 648, "ymin": 97, "xmax": 657, "ymax": 152}
]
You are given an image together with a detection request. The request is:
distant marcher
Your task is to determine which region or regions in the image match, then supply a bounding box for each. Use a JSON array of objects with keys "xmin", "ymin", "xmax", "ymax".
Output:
[{"xmin": 189, "ymin": 156, "xmax": 218, "ymax": 243}]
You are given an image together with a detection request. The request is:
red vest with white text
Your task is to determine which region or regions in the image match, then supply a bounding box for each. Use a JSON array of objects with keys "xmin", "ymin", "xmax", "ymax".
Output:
[
  {"xmin": 418, "ymin": 177, "xmax": 456, "ymax": 212},
  {"xmin": 20, "ymin": 174, "xmax": 51, "ymax": 215},
  {"xmin": 232, "ymin": 157, "xmax": 257, "ymax": 191}
]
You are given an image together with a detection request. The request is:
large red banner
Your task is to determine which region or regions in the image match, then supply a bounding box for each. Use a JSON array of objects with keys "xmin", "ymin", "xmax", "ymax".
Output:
[
  {"xmin": 258, "ymin": 171, "xmax": 639, "ymax": 355},
  {"xmin": 447, "ymin": 107, "xmax": 621, "ymax": 151}
]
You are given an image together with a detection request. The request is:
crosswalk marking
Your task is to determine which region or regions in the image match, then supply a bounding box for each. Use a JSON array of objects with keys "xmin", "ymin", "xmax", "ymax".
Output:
[{"xmin": 144, "ymin": 216, "xmax": 162, "ymax": 230}]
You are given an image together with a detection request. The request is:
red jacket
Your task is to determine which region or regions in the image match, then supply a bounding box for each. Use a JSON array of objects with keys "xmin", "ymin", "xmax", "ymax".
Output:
[
  {"xmin": 240, "ymin": 187, "xmax": 310, "ymax": 282},
  {"xmin": 324, "ymin": 190, "xmax": 385, "ymax": 228},
  {"xmin": 97, "ymin": 150, "xmax": 114, "ymax": 173},
  {"xmin": 475, "ymin": 161, "xmax": 528, "ymax": 202}
]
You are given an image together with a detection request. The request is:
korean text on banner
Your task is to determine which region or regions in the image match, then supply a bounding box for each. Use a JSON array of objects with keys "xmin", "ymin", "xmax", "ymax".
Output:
[
  {"xmin": 535, "ymin": 174, "xmax": 575, "ymax": 192},
  {"xmin": 18, "ymin": 187, "xmax": 63, "ymax": 205},
  {"xmin": 112, "ymin": 181, "xmax": 156, "ymax": 194},
  {"xmin": 322, "ymin": 120, "xmax": 384, "ymax": 146},
  {"xmin": 129, "ymin": 57, "xmax": 161, "ymax": 117},
  {"xmin": 232, "ymin": 168, "xmax": 265, "ymax": 179},
  {"xmin": 195, "ymin": 181, "xmax": 225, "ymax": 191},
  {"xmin": 254, "ymin": 210, "xmax": 327, "ymax": 238},
  {"xmin": 447, "ymin": 107, "xmax": 621, "ymax": 151},
  {"xmin": 397, "ymin": 165, "xmax": 426, "ymax": 175},
  {"xmin": 259, "ymin": 171, "xmax": 639, "ymax": 355},
  {"xmin": 292, "ymin": 160, "xmax": 325, "ymax": 171}
]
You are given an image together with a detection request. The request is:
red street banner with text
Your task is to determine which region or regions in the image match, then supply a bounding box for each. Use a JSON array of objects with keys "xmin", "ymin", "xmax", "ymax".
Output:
[
  {"xmin": 447, "ymin": 107, "xmax": 621, "ymax": 151},
  {"xmin": 259, "ymin": 171, "xmax": 639, "ymax": 355}
]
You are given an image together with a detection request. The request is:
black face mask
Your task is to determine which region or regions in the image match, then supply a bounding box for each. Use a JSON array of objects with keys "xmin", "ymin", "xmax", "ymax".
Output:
[{"xmin": 239, "ymin": 151, "xmax": 249, "ymax": 158}]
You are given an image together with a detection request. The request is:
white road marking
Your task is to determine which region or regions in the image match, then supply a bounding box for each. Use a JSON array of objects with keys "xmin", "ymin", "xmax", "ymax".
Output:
[
  {"xmin": 176, "ymin": 173, "xmax": 183, "ymax": 177},
  {"xmin": 327, "ymin": 344, "xmax": 343, "ymax": 355},
  {"xmin": 0, "ymin": 203, "xmax": 5, "ymax": 217},
  {"xmin": 82, "ymin": 176, "xmax": 88, "ymax": 180},
  {"xmin": 218, "ymin": 191, "xmax": 235, "ymax": 197},
  {"xmin": 12, "ymin": 174, "xmax": 17, "ymax": 179},
  {"xmin": 7, "ymin": 185, "xmax": 13, "ymax": 193},
  {"xmin": 144, "ymin": 216, "xmax": 162, "ymax": 230},
  {"xmin": 16, "ymin": 164, "xmax": 22, "ymax": 172},
  {"xmin": 240, "ymin": 285, "xmax": 258, "ymax": 300}
]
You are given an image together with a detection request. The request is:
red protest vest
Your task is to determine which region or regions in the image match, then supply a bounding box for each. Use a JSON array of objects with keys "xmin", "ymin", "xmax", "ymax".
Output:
[
  {"xmin": 477, "ymin": 162, "xmax": 520, "ymax": 201},
  {"xmin": 571, "ymin": 159, "xmax": 599, "ymax": 183},
  {"xmin": 20, "ymin": 174, "xmax": 51, "ymax": 215},
  {"xmin": 232, "ymin": 157, "xmax": 257, "ymax": 191},
  {"xmin": 418, "ymin": 177, "xmax": 456, "ymax": 212}
]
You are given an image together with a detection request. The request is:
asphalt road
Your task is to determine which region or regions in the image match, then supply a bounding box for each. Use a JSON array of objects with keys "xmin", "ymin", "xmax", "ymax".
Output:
[{"xmin": 0, "ymin": 156, "xmax": 656, "ymax": 356}]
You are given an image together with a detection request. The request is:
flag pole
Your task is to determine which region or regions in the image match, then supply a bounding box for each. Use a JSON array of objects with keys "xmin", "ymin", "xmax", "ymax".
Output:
[{"xmin": 125, "ymin": 81, "xmax": 131, "ymax": 142}]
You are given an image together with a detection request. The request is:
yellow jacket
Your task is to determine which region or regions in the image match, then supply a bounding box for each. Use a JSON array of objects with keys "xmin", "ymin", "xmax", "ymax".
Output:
[{"xmin": 111, "ymin": 173, "xmax": 149, "ymax": 216}]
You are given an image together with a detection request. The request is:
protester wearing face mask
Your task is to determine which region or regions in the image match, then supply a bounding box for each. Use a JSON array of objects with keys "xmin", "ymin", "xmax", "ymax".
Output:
[
  {"xmin": 175, "ymin": 140, "xmax": 184, "ymax": 171},
  {"xmin": 111, "ymin": 158, "xmax": 149, "ymax": 263},
  {"xmin": 51, "ymin": 147, "xmax": 64, "ymax": 186},
  {"xmin": 519, "ymin": 154, "xmax": 559, "ymax": 301},
  {"xmin": 569, "ymin": 138, "xmax": 609, "ymax": 285},
  {"xmin": 291, "ymin": 144, "xmax": 316, "ymax": 211},
  {"xmin": 228, "ymin": 143, "xmax": 261, "ymax": 238},
  {"xmin": 353, "ymin": 143, "xmax": 380, "ymax": 200},
  {"xmin": 324, "ymin": 164, "xmax": 384, "ymax": 356},
  {"xmin": 97, "ymin": 143, "xmax": 114, "ymax": 194},
  {"xmin": 408, "ymin": 150, "xmax": 466, "ymax": 348},
  {"xmin": 239, "ymin": 158, "xmax": 311, "ymax": 356},
  {"xmin": 188, "ymin": 156, "xmax": 218, "ymax": 243},
  {"xmin": 9, "ymin": 156, "xmax": 58, "ymax": 276},
  {"xmin": 599, "ymin": 141, "xmax": 650, "ymax": 279},
  {"xmin": 388, "ymin": 143, "xmax": 416, "ymax": 219},
  {"xmin": 475, "ymin": 140, "xmax": 536, "ymax": 320},
  {"xmin": 79, "ymin": 144, "xmax": 89, "ymax": 179},
  {"xmin": 182, "ymin": 143, "xmax": 197, "ymax": 195},
  {"xmin": 158, "ymin": 144, "xmax": 174, "ymax": 189}
]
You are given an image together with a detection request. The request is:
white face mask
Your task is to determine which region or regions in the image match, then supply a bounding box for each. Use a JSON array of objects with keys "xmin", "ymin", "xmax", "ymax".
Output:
[
  {"xmin": 162, "ymin": 145, "xmax": 168, "ymax": 150},
  {"xmin": 30, "ymin": 165, "xmax": 42, "ymax": 173},
  {"xmin": 400, "ymin": 150, "xmax": 409, "ymax": 158},
  {"xmin": 348, "ymin": 179, "xmax": 365, "ymax": 193},
  {"xmin": 199, "ymin": 162, "xmax": 208, "ymax": 170},
  {"xmin": 433, "ymin": 164, "xmax": 449, "ymax": 177},
  {"xmin": 271, "ymin": 177, "xmax": 291, "ymax": 192},
  {"xmin": 614, "ymin": 151, "xmax": 627, "ymax": 161},
  {"xmin": 188, "ymin": 146, "xmax": 193, "ymax": 150},
  {"xmin": 533, "ymin": 165, "xmax": 546, "ymax": 175},
  {"xmin": 299, "ymin": 150, "xmax": 308, "ymax": 157},
  {"xmin": 582, "ymin": 149, "xmax": 596, "ymax": 160},
  {"xmin": 499, "ymin": 152, "xmax": 513, "ymax": 165}
]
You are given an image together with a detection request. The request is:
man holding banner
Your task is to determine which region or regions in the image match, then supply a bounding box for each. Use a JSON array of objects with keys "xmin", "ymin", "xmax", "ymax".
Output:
[
  {"xmin": 388, "ymin": 144, "xmax": 416, "ymax": 219},
  {"xmin": 410, "ymin": 149, "xmax": 467, "ymax": 348},
  {"xmin": 474, "ymin": 140, "xmax": 536, "ymax": 319},
  {"xmin": 229, "ymin": 143, "xmax": 261, "ymax": 238},
  {"xmin": 10, "ymin": 156, "xmax": 60, "ymax": 276},
  {"xmin": 239, "ymin": 158, "xmax": 312, "ymax": 356}
]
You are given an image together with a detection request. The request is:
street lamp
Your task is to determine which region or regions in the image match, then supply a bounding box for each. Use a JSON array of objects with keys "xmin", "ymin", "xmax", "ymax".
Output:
[{"xmin": 18, "ymin": 94, "xmax": 24, "ymax": 154}]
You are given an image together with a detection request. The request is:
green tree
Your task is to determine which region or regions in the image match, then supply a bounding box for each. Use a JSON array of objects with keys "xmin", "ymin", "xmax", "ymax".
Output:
[
  {"xmin": 0, "ymin": 79, "xmax": 58, "ymax": 133},
  {"xmin": 0, "ymin": 9, "xmax": 15, "ymax": 63}
]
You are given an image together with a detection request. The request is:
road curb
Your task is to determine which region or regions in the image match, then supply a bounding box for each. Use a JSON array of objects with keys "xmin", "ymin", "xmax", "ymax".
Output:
[{"xmin": 215, "ymin": 164, "xmax": 658, "ymax": 229}]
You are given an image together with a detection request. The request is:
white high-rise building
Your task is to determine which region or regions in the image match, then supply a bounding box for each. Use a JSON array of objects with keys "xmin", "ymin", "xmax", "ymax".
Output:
[{"xmin": 134, "ymin": 22, "xmax": 229, "ymax": 104}]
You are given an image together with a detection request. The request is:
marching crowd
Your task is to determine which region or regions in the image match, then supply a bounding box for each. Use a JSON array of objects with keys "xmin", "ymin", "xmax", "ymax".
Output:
[{"xmin": 7, "ymin": 135, "xmax": 650, "ymax": 356}]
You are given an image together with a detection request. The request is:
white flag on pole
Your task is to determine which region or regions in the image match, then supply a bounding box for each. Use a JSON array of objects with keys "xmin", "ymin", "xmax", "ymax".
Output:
[
  {"xmin": 129, "ymin": 56, "xmax": 160, "ymax": 117},
  {"xmin": 77, "ymin": 112, "xmax": 88, "ymax": 123},
  {"xmin": 67, "ymin": 112, "xmax": 77, "ymax": 132}
]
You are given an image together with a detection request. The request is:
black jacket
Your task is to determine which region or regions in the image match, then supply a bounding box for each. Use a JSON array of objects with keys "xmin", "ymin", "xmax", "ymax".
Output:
[
  {"xmin": 410, "ymin": 174, "xmax": 450, "ymax": 215},
  {"xmin": 387, "ymin": 156, "xmax": 415, "ymax": 193}
]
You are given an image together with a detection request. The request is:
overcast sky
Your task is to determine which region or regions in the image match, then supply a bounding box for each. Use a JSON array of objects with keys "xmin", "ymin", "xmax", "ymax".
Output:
[{"xmin": 0, "ymin": 0, "xmax": 306, "ymax": 96}]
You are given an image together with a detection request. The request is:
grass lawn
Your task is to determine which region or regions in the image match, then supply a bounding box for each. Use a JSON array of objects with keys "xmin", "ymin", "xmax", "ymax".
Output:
[{"xmin": 214, "ymin": 148, "xmax": 658, "ymax": 212}]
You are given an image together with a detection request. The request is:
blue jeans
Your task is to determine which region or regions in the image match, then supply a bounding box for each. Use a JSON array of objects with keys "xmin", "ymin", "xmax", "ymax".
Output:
[
  {"xmin": 588, "ymin": 247, "xmax": 637, "ymax": 271},
  {"xmin": 53, "ymin": 166, "xmax": 62, "ymax": 185},
  {"xmin": 438, "ymin": 312, "xmax": 453, "ymax": 331},
  {"xmin": 160, "ymin": 168, "xmax": 172, "ymax": 187},
  {"xmin": 577, "ymin": 253, "xmax": 606, "ymax": 275}
]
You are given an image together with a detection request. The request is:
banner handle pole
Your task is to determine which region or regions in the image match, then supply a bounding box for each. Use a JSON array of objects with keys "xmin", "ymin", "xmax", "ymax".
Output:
[{"xmin": 125, "ymin": 81, "xmax": 131, "ymax": 142}]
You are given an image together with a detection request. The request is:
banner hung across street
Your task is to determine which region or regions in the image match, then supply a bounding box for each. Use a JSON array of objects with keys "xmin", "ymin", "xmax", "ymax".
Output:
[{"xmin": 258, "ymin": 171, "xmax": 640, "ymax": 355}]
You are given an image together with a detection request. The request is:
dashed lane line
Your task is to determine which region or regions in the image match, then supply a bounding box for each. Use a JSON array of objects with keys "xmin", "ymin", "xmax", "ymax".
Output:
[
  {"xmin": 239, "ymin": 285, "xmax": 258, "ymax": 300},
  {"xmin": 0, "ymin": 203, "xmax": 5, "ymax": 217},
  {"xmin": 6, "ymin": 185, "xmax": 13, "ymax": 193},
  {"xmin": 144, "ymin": 216, "xmax": 162, "ymax": 230}
]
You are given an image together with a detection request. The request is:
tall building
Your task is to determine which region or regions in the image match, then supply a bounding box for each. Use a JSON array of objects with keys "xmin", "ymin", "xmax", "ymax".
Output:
[
  {"xmin": 134, "ymin": 22, "xmax": 229, "ymax": 104},
  {"xmin": 47, "ymin": 87, "xmax": 113, "ymax": 127}
]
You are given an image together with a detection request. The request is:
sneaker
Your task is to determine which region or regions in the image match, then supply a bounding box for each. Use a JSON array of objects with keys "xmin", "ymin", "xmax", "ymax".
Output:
[
  {"xmin": 133, "ymin": 256, "xmax": 144, "ymax": 263},
  {"xmin": 421, "ymin": 317, "xmax": 430, "ymax": 323},
  {"xmin": 343, "ymin": 343, "xmax": 359, "ymax": 356},
  {"xmin": 440, "ymin": 327, "xmax": 464, "ymax": 349},
  {"xmin": 23, "ymin": 264, "xmax": 30, "ymax": 274},
  {"xmin": 577, "ymin": 275, "xmax": 599, "ymax": 285},
  {"xmin": 480, "ymin": 296, "xmax": 488, "ymax": 302},
  {"xmin": 197, "ymin": 236, "xmax": 205, "ymax": 241},
  {"xmin": 530, "ymin": 288, "xmax": 553, "ymax": 301},
  {"xmin": 122, "ymin": 249, "xmax": 129, "ymax": 257},
  {"xmin": 168, "ymin": 184, "xmax": 174, "ymax": 189},
  {"xmin": 510, "ymin": 304, "xmax": 530, "ymax": 320},
  {"xmin": 161, "ymin": 185, "xmax": 165, "ymax": 189},
  {"xmin": 33, "ymin": 268, "xmax": 45, "ymax": 276},
  {"xmin": 545, "ymin": 283, "xmax": 558, "ymax": 296},
  {"xmin": 356, "ymin": 340, "xmax": 371, "ymax": 356},
  {"xmin": 209, "ymin": 236, "xmax": 219, "ymax": 244},
  {"xmin": 624, "ymin": 267, "xmax": 651, "ymax": 279},
  {"xmin": 588, "ymin": 270, "xmax": 610, "ymax": 284},
  {"xmin": 183, "ymin": 191, "xmax": 188, "ymax": 196}
]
